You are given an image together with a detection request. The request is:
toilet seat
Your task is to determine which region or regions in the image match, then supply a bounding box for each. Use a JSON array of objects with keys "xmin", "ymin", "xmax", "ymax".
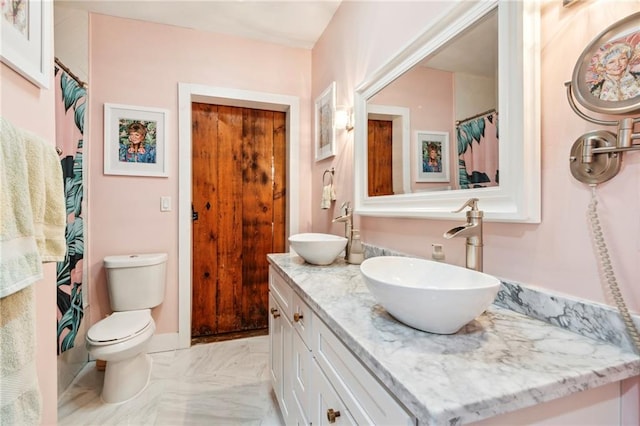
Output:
[{"xmin": 87, "ymin": 309, "xmax": 152, "ymax": 346}]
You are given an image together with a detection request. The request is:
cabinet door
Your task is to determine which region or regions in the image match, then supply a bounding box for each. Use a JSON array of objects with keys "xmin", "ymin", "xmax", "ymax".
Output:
[
  {"xmin": 292, "ymin": 327, "xmax": 312, "ymax": 422},
  {"xmin": 269, "ymin": 293, "xmax": 292, "ymax": 422},
  {"xmin": 312, "ymin": 360, "xmax": 357, "ymax": 426}
]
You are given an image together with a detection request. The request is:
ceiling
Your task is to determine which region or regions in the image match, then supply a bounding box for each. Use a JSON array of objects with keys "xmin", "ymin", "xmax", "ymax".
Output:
[
  {"xmin": 54, "ymin": 0, "xmax": 343, "ymax": 49},
  {"xmin": 423, "ymin": 7, "xmax": 498, "ymax": 78}
]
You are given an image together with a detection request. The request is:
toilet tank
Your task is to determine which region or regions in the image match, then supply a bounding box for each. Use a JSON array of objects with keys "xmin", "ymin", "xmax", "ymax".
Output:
[{"xmin": 104, "ymin": 253, "xmax": 168, "ymax": 312}]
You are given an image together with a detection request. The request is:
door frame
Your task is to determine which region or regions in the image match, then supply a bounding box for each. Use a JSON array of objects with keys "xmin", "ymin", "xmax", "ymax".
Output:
[{"xmin": 178, "ymin": 83, "xmax": 300, "ymax": 349}]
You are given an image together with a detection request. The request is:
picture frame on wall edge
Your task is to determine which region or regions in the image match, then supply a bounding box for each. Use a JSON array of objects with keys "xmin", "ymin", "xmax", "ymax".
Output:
[
  {"xmin": 0, "ymin": 0, "xmax": 52, "ymax": 88},
  {"xmin": 315, "ymin": 81, "xmax": 337, "ymax": 161}
]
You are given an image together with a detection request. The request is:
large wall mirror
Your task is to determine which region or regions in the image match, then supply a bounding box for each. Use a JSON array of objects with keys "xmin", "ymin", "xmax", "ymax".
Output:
[{"xmin": 354, "ymin": 0, "xmax": 541, "ymax": 222}]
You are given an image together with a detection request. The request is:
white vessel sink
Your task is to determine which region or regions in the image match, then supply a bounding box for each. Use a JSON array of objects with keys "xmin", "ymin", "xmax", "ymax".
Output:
[
  {"xmin": 289, "ymin": 233, "xmax": 348, "ymax": 266},
  {"xmin": 360, "ymin": 256, "xmax": 500, "ymax": 334}
]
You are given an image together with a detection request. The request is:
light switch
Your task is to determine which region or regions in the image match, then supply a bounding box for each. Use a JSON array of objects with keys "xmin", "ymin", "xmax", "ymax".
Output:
[{"xmin": 160, "ymin": 196, "xmax": 171, "ymax": 212}]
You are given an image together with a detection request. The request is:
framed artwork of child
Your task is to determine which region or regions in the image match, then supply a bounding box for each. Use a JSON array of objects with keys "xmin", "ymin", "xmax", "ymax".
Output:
[
  {"xmin": 104, "ymin": 103, "xmax": 169, "ymax": 177},
  {"xmin": 416, "ymin": 130, "xmax": 450, "ymax": 183}
]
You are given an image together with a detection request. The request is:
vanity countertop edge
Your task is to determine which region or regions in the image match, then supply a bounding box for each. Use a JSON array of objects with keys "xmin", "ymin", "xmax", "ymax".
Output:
[{"xmin": 267, "ymin": 252, "xmax": 640, "ymax": 425}]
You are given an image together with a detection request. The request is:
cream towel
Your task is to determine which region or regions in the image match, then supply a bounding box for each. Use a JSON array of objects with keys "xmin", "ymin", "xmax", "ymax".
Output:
[
  {"xmin": 0, "ymin": 118, "xmax": 42, "ymax": 298},
  {"xmin": 23, "ymin": 128, "xmax": 66, "ymax": 262},
  {"xmin": 0, "ymin": 117, "xmax": 66, "ymax": 298},
  {"xmin": 0, "ymin": 286, "xmax": 42, "ymax": 425},
  {"xmin": 321, "ymin": 184, "xmax": 332, "ymax": 209}
]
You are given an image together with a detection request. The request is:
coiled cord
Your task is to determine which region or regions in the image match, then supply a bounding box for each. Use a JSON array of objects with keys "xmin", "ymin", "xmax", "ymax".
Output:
[{"xmin": 588, "ymin": 185, "xmax": 640, "ymax": 354}]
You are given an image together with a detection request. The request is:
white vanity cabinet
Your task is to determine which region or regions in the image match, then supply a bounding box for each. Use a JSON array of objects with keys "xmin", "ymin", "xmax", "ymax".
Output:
[
  {"xmin": 268, "ymin": 255, "xmax": 640, "ymax": 425},
  {"xmin": 269, "ymin": 266, "xmax": 415, "ymax": 426}
]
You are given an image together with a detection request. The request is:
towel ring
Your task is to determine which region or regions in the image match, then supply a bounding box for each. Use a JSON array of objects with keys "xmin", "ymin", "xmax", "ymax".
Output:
[{"xmin": 323, "ymin": 168, "xmax": 334, "ymax": 185}]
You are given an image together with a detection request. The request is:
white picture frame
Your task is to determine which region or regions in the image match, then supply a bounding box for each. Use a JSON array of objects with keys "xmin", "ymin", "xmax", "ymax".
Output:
[
  {"xmin": 416, "ymin": 130, "xmax": 450, "ymax": 183},
  {"xmin": 315, "ymin": 81, "xmax": 337, "ymax": 161},
  {"xmin": 0, "ymin": 0, "xmax": 52, "ymax": 88},
  {"xmin": 104, "ymin": 103, "xmax": 169, "ymax": 177}
]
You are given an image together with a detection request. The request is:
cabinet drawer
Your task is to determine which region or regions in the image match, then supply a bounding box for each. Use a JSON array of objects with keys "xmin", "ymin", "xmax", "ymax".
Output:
[
  {"xmin": 314, "ymin": 319, "xmax": 414, "ymax": 426},
  {"xmin": 313, "ymin": 359, "xmax": 357, "ymax": 426},
  {"xmin": 292, "ymin": 292, "xmax": 313, "ymax": 348},
  {"xmin": 269, "ymin": 266, "xmax": 293, "ymax": 318}
]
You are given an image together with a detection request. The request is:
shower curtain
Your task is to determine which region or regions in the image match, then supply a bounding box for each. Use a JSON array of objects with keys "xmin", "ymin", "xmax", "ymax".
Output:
[
  {"xmin": 456, "ymin": 111, "xmax": 499, "ymax": 189},
  {"xmin": 55, "ymin": 63, "xmax": 86, "ymax": 354}
]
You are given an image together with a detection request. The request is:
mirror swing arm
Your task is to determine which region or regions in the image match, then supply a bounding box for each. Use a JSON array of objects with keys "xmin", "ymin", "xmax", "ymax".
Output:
[
  {"xmin": 566, "ymin": 82, "xmax": 640, "ymax": 185},
  {"xmin": 353, "ymin": 0, "xmax": 541, "ymax": 223}
]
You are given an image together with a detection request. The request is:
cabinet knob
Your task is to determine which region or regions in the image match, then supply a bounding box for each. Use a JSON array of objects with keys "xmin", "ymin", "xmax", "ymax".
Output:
[
  {"xmin": 293, "ymin": 312, "xmax": 303, "ymax": 322},
  {"xmin": 327, "ymin": 408, "xmax": 341, "ymax": 423},
  {"xmin": 270, "ymin": 307, "xmax": 280, "ymax": 318}
]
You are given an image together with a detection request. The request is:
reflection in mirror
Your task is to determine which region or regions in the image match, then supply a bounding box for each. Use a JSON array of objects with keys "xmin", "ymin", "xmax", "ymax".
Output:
[
  {"xmin": 367, "ymin": 9, "xmax": 498, "ymax": 195},
  {"xmin": 367, "ymin": 105, "xmax": 411, "ymax": 196},
  {"xmin": 354, "ymin": 0, "xmax": 541, "ymax": 222}
]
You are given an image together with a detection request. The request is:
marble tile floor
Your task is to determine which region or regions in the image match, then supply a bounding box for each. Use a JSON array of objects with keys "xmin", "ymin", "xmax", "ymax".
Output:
[{"xmin": 58, "ymin": 335, "xmax": 285, "ymax": 425}]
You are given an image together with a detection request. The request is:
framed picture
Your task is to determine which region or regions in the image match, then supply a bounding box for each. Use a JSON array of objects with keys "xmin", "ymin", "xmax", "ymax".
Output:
[
  {"xmin": 104, "ymin": 103, "xmax": 169, "ymax": 177},
  {"xmin": 416, "ymin": 131, "xmax": 450, "ymax": 183},
  {"xmin": 0, "ymin": 0, "xmax": 51, "ymax": 88},
  {"xmin": 315, "ymin": 81, "xmax": 337, "ymax": 161},
  {"xmin": 571, "ymin": 12, "xmax": 640, "ymax": 115}
]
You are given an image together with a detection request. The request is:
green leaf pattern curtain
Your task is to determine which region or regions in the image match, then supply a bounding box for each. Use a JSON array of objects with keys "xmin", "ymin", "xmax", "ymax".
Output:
[
  {"xmin": 456, "ymin": 112, "xmax": 499, "ymax": 189},
  {"xmin": 55, "ymin": 65, "xmax": 86, "ymax": 354}
]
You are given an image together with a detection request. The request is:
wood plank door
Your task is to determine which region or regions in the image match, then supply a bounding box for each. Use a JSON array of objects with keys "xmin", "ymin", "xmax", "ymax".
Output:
[
  {"xmin": 367, "ymin": 119, "xmax": 394, "ymax": 196},
  {"xmin": 191, "ymin": 103, "xmax": 286, "ymax": 339}
]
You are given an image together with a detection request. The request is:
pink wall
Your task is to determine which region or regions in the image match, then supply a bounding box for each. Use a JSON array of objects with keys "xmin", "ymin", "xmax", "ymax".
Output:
[
  {"xmin": 88, "ymin": 14, "xmax": 312, "ymax": 333},
  {"xmin": 1, "ymin": 54, "xmax": 57, "ymax": 425},
  {"xmin": 311, "ymin": 0, "xmax": 640, "ymax": 419}
]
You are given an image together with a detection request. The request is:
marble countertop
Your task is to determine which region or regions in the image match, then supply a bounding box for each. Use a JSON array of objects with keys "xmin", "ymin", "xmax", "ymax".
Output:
[{"xmin": 267, "ymin": 253, "xmax": 640, "ymax": 425}]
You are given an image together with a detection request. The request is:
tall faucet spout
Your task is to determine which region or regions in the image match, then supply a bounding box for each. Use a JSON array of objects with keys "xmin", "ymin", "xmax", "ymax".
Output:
[
  {"xmin": 442, "ymin": 198, "xmax": 484, "ymax": 272},
  {"xmin": 333, "ymin": 215, "xmax": 350, "ymax": 223},
  {"xmin": 444, "ymin": 224, "xmax": 477, "ymax": 239},
  {"xmin": 333, "ymin": 201, "xmax": 353, "ymax": 260}
]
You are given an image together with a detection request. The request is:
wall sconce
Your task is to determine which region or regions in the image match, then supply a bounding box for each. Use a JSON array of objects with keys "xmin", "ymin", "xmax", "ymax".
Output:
[{"xmin": 335, "ymin": 108, "xmax": 354, "ymax": 132}]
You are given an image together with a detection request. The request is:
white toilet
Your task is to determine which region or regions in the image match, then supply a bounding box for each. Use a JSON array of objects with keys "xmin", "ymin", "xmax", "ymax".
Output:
[{"xmin": 86, "ymin": 253, "xmax": 167, "ymax": 404}]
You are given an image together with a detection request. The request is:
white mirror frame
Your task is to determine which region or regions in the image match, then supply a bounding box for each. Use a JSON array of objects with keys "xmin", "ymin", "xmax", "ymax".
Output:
[{"xmin": 354, "ymin": 0, "xmax": 540, "ymax": 223}]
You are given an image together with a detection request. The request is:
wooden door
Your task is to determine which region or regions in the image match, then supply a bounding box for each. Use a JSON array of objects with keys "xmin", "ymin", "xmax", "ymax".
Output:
[
  {"xmin": 367, "ymin": 119, "xmax": 393, "ymax": 196},
  {"xmin": 191, "ymin": 103, "xmax": 286, "ymax": 339}
]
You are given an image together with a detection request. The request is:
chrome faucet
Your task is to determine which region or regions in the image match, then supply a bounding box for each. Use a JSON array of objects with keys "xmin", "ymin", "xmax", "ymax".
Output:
[
  {"xmin": 443, "ymin": 198, "xmax": 483, "ymax": 272},
  {"xmin": 333, "ymin": 201, "xmax": 353, "ymax": 261}
]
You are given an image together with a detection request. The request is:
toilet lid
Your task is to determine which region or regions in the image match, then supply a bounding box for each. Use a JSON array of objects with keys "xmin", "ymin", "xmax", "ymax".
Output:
[{"xmin": 87, "ymin": 310, "xmax": 152, "ymax": 343}]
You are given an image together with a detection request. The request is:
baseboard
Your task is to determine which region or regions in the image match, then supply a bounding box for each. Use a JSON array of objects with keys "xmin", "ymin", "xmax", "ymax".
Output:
[{"xmin": 148, "ymin": 332, "xmax": 180, "ymax": 353}]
